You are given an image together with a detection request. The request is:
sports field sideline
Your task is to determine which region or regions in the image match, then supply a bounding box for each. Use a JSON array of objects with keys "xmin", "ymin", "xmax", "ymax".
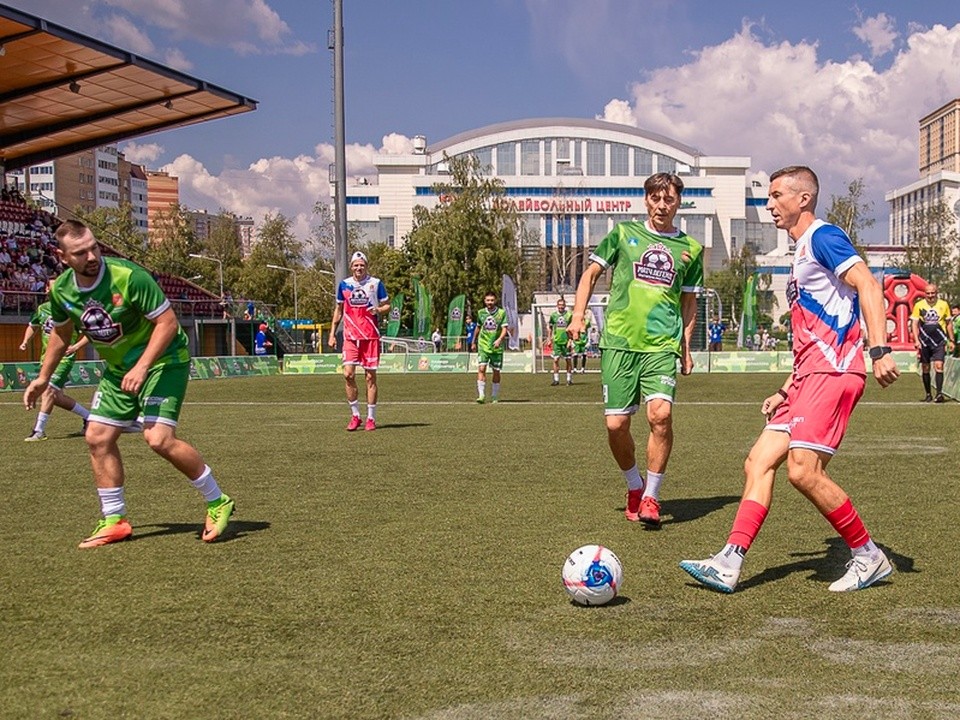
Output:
[{"xmin": 1, "ymin": 373, "xmax": 958, "ymax": 719}]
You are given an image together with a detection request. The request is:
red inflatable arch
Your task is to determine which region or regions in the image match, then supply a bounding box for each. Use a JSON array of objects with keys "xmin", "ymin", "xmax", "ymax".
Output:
[{"xmin": 883, "ymin": 273, "xmax": 927, "ymax": 349}]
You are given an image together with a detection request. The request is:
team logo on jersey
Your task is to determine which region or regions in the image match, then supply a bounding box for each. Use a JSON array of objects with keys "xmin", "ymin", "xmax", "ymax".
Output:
[
  {"xmin": 483, "ymin": 315, "xmax": 499, "ymax": 330},
  {"xmin": 112, "ymin": 293, "xmax": 124, "ymax": 307},
  {"xmin": 80, "ymin": 300, "xmax": 123, "ymax": 344},
  {"xmin": 42, "ymin": 318, "xmax": 55, "ymax": 335},
  {"xmin": 555, "ymin": 314, "xmax": 568, "ymax": 327},
  {"xmin": 348, "ymin": 287, "xmax": 370, "ymax": 308},
  {"xmin": 633, "ymin": 242, "xmax": 676, "ymax": 286},
  {"xmin": 921, "ymin": 308, "xmax": 941, "ymax": 324},
  {"xmin": 786, "ymin": 277, "xmax": 799, "ymax": 307}
]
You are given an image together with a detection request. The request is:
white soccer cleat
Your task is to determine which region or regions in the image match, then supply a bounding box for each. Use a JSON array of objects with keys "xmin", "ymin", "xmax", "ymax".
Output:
[
  {"xmin": 679, "ymin": 556, "xmax": 740, "ymax": 594},
  {"xmin": 828, "ymin": 551, "xmax": 893, "ymax": 592}
]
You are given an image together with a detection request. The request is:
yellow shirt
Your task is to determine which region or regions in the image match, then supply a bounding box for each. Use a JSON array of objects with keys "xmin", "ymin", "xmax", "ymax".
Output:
[{"xmin": 911, "ymin": 298, "xmax": 951, "ymax": 331}]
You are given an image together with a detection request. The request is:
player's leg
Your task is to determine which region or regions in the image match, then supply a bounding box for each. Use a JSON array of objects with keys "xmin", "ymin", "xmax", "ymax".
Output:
[
  {"xmin": 551, "ymin": 355, "xmax": 560, "ymax": 385},
  {"xmin": 490, "ymin": 359, "xmax": 502, "ymax": 402},
  {"xmin": 342, "ymin": 340, "xmax": 362, "ymax": 429},
  {"xmin": 476, "ymin": 358, "xmax": 487, "ymax": 403},
  {"xmin": 920, "ymin": 350, "xmax": 933, "ymax": 400},
  {"xmin": 364, "ymin": 369, "xmax": 378, "ymax": 430},
  {"xmin": 601, "ymin": 349, "xmax": 645, "ymax": 521},
  {"xmin": 933, "ymin": 354, "xmax": 946, "ymax": 401},
  {"xmin": 565, "ymin": 356, "xmax": 573, "ymax": 385},
  {"xmin": 25, "ymin": 386, "xmax": 57, "ymax": 441},
  {"xmin": 636, "ymin": 352, "xmax": 680, "ymax": 527},
  {"xmin": 139, "ymin": 362, "xmax": 234, "ymax": 542}
]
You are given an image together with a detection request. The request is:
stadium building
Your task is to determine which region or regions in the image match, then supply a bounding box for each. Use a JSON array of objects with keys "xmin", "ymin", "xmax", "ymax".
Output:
[{"xmin": 344, "ymin": 118, "xmax": 790, "ymax": 304}]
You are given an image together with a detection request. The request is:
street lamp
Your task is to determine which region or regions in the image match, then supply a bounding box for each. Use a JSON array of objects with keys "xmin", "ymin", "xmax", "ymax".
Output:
[
  {"xmin": 188, "ymin": 253, "xmax": 224, "ymax": 298},
  {"xmin": 267, "ymin": 264, "xmax": 299, "ymax": 341}
]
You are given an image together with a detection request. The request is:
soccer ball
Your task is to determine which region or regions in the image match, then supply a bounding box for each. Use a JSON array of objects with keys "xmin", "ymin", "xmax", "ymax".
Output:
[{"xmin": 561, "ymin": 544, "xmax": 623, "ymax": 606}]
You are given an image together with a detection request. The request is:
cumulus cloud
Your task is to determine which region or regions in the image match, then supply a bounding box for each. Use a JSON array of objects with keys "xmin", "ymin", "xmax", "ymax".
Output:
[
  {"xmin": 599, "ymin": 21, "xmax": 960, "ymax": 242},
  {"xmin": 164, "ymin": 140, "xmax": 388, "ymax": 241},
  {"xmin": 163, "ymin": 47, "xmax": 193, "ymax": 71},
  {"xmin": 854, "ymin": 12, "xmax": 899, "ymax": 58},
  {"xmin": 120, "ymin": 141, "xmax": 165, "ymax": 164},
  {"xmin": 103, "ymin": 13, "xmax": 155, "ymax": 55}
]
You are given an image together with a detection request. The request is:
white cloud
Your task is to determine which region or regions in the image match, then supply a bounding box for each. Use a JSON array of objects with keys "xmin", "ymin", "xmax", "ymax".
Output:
[
  {"xmin": 163, "ymin": 47, "xmax": 193, "ymax": 71},
  {"xmin": 164, "ymin": 140, "xmax": 388, "ymax": 241},
  {"xmin": 854, "ymin": 12, "xmax": 899, "ymax": 58},
  {"xmin": 599, "ymin": 21, "xmax": 960, "ymax": 242},
  {"xmin": 120, "ymin": 141, "xmax": 164, "ymax": 164},
  {"xmin": 103, "ymin": 13, "xmax": 155, "ymax": 55}
]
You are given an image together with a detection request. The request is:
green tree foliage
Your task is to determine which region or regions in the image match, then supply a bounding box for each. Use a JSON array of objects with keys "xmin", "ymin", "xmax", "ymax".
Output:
[
  {"xmin": 705, "ymin": 245, "xmax": 772, "ymax": 324},
  {"xmin": 825, "ymin": 178, "xmax": 874, "ymax": 257},
  {"xmin": 75, "ymin": 203, "xmax": 148, "ymax": 263},
  {"xmin": 238, "ymin": 214, "xmax": 304, "ymax": 318},
  {"xmin": 403, "ymin": 154, "xmax": 535, "ymax": 318},
  {"xmin": 195, "ymin": 211, "xmax": 245, "ymax": 297},
  {"xmin": 900, "ymin": 199, "xmax": 960, "ymax": 293},
  {"xmin": 146, "ymin": 205, "xmax": 201, "ymax": 277}
]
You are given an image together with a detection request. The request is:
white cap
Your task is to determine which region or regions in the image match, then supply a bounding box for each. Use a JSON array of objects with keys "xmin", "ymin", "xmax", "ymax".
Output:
[{"xmin": 351, "ymin": 251, "xmax": 367, "ymax": 264}]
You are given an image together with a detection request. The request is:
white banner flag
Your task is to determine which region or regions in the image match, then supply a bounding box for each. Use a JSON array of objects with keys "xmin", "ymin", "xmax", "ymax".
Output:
[{"xmin": 502, "ymin": 274, "xmax": 520, "ymax": 351}]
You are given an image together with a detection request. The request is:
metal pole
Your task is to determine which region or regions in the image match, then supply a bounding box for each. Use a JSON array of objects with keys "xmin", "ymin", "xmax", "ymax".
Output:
[{"xmin": 332, "ymin": 0, "xmax": 348, "ymax": 283}]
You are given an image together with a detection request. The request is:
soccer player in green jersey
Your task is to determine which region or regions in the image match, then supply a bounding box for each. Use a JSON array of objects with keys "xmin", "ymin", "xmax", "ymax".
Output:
[
  {"xmin": 19, "ymin": 292, "xmax": 91, "ymax": 441},
  {"xmin": 23, "ymin": 220, "xmax": 234, "ymax": 549},
  {"xmin": 572, "ymin": 310, "xmax": 592, "ymax": 374},
  {"xmin": 472, "ymin": 291, "xmax": 508, "ymax": 403},
  {"xmin": 548, "ymin": 297, "xmax": 574, "ymax": 386},
  {"xmin": 952, "ymin": 305, "xmax": 960, "ymax": 358},
  {"xmin": 569, "ymin": 173, "xmax": 703, "ymax": 528}
]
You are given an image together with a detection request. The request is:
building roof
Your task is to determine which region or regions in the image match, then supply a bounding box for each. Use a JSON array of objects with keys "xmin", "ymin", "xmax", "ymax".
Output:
[{"xmin": 0, "ymin": 4, "xmax": 257, "ymax": 172}]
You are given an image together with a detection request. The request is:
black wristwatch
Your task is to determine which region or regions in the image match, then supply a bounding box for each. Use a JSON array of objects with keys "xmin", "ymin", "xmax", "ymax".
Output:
[{"xmin": 868, "ymin": 345, "xmax": 892, "ymax": 361}]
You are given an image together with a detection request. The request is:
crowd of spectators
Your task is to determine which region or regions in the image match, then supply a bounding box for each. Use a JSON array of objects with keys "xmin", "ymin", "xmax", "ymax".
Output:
[{"xmin": 0, "ymin": 190, "xmax": 62, "ymax": 313}]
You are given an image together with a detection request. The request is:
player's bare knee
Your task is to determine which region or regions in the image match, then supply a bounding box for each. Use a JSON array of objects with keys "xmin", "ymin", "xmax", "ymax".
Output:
[
  {"xmin": 605, "ymin": 414, "xmax": 630, "ymax": 436},
  {"xmin": 143, "ymin": 426, "xmax": 174, "ymax": 454}
]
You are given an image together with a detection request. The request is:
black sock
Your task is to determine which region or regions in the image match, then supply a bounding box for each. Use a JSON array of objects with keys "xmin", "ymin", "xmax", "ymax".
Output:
[
  {"xmin": 936, "ymin": 371, "xmax": 944, "ymax": 394},
  {"xmin": 923, "ymin": 372, "xmax": 931, "ymax": 394}
]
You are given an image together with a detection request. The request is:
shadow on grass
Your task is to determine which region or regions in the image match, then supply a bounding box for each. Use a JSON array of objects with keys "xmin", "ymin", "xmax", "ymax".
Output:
[
  {"xmin": 735, "ymin": 537, "xmax": 916, "ymax": 592},
  {"xmin": 624, "ymin": 495, "xmax": 740, "ymax": 525},
  {"xmin": 133, "ymin": 520, "xmax": 270, "ymax": 543},
  {"xmin": 569, "ymin": 594, "xmax": 632, "ymax": 608},
  {"xmin": 369, "ymin": 422, "xmax": 431, "ymax": 430}
]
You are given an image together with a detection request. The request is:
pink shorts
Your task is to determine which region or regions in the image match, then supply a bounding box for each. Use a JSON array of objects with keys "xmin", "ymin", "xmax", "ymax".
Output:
[
  {"xmin": 766, "ymin": 372, "xmax": 865, "ymax": 455},
  {"xmin": 342, "ymin": 338, "xmax": 381, "ymax": 369}
]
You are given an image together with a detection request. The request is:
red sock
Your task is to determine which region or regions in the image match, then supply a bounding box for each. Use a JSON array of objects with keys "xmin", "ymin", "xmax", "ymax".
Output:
[
  {"xmin": 824, "ymin": 498, "xmax": 870, "ymax": 549},
  {"xmin": 726, "ymin": 499, "xmax": 769, "ymax": 550}
]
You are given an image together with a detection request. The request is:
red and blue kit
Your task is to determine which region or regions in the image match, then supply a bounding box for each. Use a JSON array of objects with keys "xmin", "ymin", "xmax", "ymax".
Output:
[{"xmin": 336, "ymin": 274, "xmax": 388, "ymax": 368}]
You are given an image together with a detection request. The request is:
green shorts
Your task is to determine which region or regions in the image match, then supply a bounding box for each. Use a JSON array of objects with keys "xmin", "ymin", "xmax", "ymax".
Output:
[
  {"xmin": 600, "ymin": 349, "xmax": 678, "ymax": 414},
  {"xmin": 49, "ymin": 354, "xmax": 76, "ymax": 391},
  {"xmin": 89, "ymin": 362, "xmax": 190, "ymax": 427},
  {"xmin": 572, "ymin": 341, "xmax": 588, "ymax": 355},
  {"xmin": 551, "ymin": 342, "xmax": 572, "ymax": 359},
  {"xmin": 477, "ymin": 349, "xmax": 504, "ymax": 370}
]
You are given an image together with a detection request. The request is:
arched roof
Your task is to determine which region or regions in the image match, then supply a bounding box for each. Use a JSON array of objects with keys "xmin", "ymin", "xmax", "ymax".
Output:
[{"xmin": 428, "ymin": 117, "xmax": 702, "ymax": 162}]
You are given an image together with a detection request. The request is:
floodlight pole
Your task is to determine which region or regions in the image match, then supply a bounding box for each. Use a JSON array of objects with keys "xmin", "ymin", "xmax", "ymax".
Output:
[
  {"xmin": 188, "ymin": 253, "xmax": 223, "ymax": 298},
  {"xmin": 332, "ymin": 0, "xmax": 348, "ymax": 284}
]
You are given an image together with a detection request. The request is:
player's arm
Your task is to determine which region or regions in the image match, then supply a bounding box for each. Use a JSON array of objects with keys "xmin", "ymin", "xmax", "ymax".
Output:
[
  {"xmin": 121, "ymin": 307, "xmax": 180, "ymax": 394},
  {"xmin": 18, "ymin": 324, "xmax": 36, "ymax": 350},
  {"xmin": 761, "ymin": 373, "xmax": 794, "ymax": 419},
  {"xmin": 841, "ymin": 262, "xmax": 899, "ymax": 388},
  {"xmin": 494, "ymin": 319, "xmax": 508, "ymax": 348},
  {"xmin": 65, "ymin": 333, "xmax": 90, "ymax": 356},
  {"xmin": 679, "ymin": 292, "xmax": 697, "ymax": 376},
  {"xmin": 23, "ymin": 321, "xmax": 72, "ymax": 409},
  {"xmin": 329, "ymin": 302, "xmax": 343, "ymax": 347},
  {"xmin": 569, "ymin": 262, "xmax": 603, "ymax": 339}
]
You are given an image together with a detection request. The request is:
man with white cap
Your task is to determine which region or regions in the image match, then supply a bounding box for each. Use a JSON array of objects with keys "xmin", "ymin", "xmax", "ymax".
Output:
[{"xmin": 328, "ymin": 251, "xmax": 390, "ymax": 430}]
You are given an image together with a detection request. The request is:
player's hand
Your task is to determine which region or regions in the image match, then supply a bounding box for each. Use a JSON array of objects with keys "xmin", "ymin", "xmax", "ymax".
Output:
[
  {"xmin": 680, "ymin": 350, "xmax": 694, "ymax": 376},
  {"xmin": 567, "ymin": 318, "xmax": 583, "ymax": 340},
  {"xmin": 493, "ymin": 339, "xmax": 501, "ymax": 349},
  {"xmin": 121, "ymin": 364, "xmax": 149, "ymax": 395},
  {"xmin": 470, "ymin": 344, "xmax": 476, "ymax": 352},
  {"xmin": 872, "ymin": 354, "xmax": 900, "ymax": 388},
  {"xmin": 328, "ymin": 335, "xmax": 337, "ymax": 348},
  {"xmin": 23, "ymin": 378, "xmax": 48, "ymax": 410},
  {"xmin": 19, "ymin": 342, "xmax": 26, "ymax": 351},
  {"xmin": 761, "ymin": 393, "xmax": 784, "ymax": 419}
]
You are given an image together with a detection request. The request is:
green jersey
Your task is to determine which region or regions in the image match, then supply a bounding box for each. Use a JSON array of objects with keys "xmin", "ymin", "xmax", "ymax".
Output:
[
  {"xmin": 476, "ymin": 306, "xmax": 507, "ymax": 354},
  {"xmin": 550, "ymin": 309, "xmax": 573, "ymax": 347},
  {"xmin": 29, "ymin": 301, "xmax": 79, "ymax": 356},
  {"xmin": 591, "ymin": 221, "xmax": 703, "ymax": 355},
  {"xmin": 50, "ymin": 256, "xmax": 189, "ymax": 374},
  {"xmin": 573, "ymin": 315, "xmax": 591, "ymax": 351}
]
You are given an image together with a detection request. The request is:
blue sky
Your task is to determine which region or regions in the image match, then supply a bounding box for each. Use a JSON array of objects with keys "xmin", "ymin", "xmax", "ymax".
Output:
[{"xmin": 9, "ymin": 0, "xmax": 960, "ymax": 243}]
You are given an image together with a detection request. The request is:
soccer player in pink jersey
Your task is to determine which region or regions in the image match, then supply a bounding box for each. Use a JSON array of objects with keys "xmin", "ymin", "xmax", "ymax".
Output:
[
  {"xmin": 680, "ymin": 166, "xmax": 900, "ymax": 593},
  {"xmin": 328, "ymin": 252, "xmax": 390, "ymax": 431}
]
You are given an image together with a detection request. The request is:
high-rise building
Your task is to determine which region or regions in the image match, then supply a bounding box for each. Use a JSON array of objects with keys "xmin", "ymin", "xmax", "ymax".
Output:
[
  {"xmin": 919, "ymin": 98, "xmax": 960, "ymax": 175},
  {"xmin": 146, "ymin": 170, "xmax": 180, "ymax": 242}
]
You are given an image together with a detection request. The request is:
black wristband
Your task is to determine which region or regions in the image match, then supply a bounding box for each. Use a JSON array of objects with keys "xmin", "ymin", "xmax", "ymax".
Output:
[{"xmin": 777, "ymin": 389, "xmax": 788, "ymax": 400}]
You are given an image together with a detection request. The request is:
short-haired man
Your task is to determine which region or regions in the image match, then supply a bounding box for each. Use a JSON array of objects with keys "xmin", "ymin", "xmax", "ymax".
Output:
[
  {"xmin": 23, "ymin": 220, "xmax": 234, "ymax": 548},
  {"xmin": 329, "ymin": 251, "xmax": 390, "ymax": 431},
  {"xmin": 911, "ymin": 283, "xmax": 953, "ymax": 402},
  {"xmin": 708, "ymin": 316, "xmax": 726, "ymax": 352},
  {"xmin": 472, "ymin": 291, "xmax": 507, "ymax": 403},
  {"xmin": 569, "ymin": 173, "xmax": 703, "ymax": 528},
  {"xmin": 680, "ymin": 166, "xmax": 900, "ymax": 593},
  {"xmin": 548, "ymin": 297, "xmax": 574, "ymax": 386}
]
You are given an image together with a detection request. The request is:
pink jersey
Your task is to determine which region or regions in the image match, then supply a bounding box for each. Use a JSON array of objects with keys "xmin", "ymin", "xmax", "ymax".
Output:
[
  {"xmin": 336, "ymin": 274, "xmax": 388, "ymax": 342},
  {"xmin": 787, "ymin": 219, "xmax": 866, "ymax": 378}
]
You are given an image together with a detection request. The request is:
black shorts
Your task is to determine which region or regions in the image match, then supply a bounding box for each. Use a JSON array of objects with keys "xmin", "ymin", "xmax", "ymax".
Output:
[{"xmin": 919, "ymin": 344, "xmax": 946, "ymax": 364}]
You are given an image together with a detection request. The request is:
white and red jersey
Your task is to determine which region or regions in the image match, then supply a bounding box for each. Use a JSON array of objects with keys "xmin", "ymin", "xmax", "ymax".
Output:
[
  {"xmin": 336, "ymin": 274, "xmax": 388, "ymax": 342},
  {"xmin": 787, "ymin": 219, "xmax": 866, "ymax": 378}
]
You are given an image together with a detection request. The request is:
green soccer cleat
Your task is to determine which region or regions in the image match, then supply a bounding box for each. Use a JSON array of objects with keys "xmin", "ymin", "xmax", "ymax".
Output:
[
  {"xmin": 475, "ymin": 396, "xmax": 485, "ymax": 404},
  {"xmin": 202, "ymin": 494, "xmax": 235, "ymax": 543},
  {"xmin": 78, "ymin": 514, "xmax": 133, "ymax": 549}
]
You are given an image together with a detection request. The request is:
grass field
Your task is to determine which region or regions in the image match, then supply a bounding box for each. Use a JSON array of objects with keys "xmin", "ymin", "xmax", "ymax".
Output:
[{"xmin": 1, "ymin": 371, "xmax": 959, "ymax": 719}]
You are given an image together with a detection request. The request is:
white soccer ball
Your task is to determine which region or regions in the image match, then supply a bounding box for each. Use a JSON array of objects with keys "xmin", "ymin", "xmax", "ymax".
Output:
[{"xmin": 561, "ymin": 544, "xmax": 623, "ymax": 606}]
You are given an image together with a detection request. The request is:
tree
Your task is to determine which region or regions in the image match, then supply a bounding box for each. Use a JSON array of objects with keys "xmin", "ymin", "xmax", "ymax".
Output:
[
  {"xmin": 196, "ymin": 211, "xmax": 245, "ymax": 296},
  {"xmin": 705, "ymin": 245, "xmax": 772, "ymax": 324},
  {"xmin": 237, "ymin": 213, "xmax": 303, "ymax": 318},
  {"xmin": 147, "ymin": 205, "xmax": 201, "ymax": 277},
  {"xmin": 403, "ymin": 154, "xmax": 535, "ymax": 320},
  {"xmin": 75, "ymin": 202, "xmax": 149, "ymax": 263},
  {"xmin": 900, "ymin": 199, "xmax": 960, "ymax": 289},
  {"xmin": 825, "ymin": 178, "xmax": 874, "ymax": 257}
]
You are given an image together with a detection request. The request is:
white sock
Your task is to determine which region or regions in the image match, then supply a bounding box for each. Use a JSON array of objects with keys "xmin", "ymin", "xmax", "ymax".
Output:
[
  {"xmin": 34, "ymin": 412, "xmax": 50, "ymax": 433},
  {"xmin": 553, "ymin": 372, "xmax": 559, "ymax": 382},
  {"xmin": 477, "ymin": 380, "xmax": 486, "ymax": 398},
  {"xmin": 189, "ymin": 465, "xmax": 222, "ymax": 502},
  {"xmin": 349, "ymin": 400, "xmax": 360, "ymax": 418},
  {"xmin": 716, "ymin": 543, "xmax": 746, "ymax": 571},
  {"xmin": 492, "ymin": 382, "xmax": 500, "ymax": 399},
  {"xmin": 98, "ymin": 486, "xmax": 126, "ymax": 517},
  {"xmin": 852, "ymin": 539, "xmax": 880, "ymax": 559},
  {"xmin": 622, "ymin": 464, "xmax": 644, "ymax": 491},
  {"xmin": 70, "ymin": 403, "xmax": 90, "ymax": 419},
  {"xmin": 644, "ymin": 471, "xmax": 664, "ymax": 500},
  {"xmin": 367, "ymin": 404, "xmax": 377, "ymax": 420},
  {"xmin": 566, "ymin": 372, "xmax": 572, "ymax": 382}
]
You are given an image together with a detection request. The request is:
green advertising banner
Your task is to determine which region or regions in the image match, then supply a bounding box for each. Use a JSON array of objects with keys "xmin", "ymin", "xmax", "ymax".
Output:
[
  {"xmin": 445, "ymin": 294, "xmax": 466, "ymax": 351},
  {"xmin": 406, "ymin": 353, "xmax": 470, "ymax": 373},
  {"xmin": 282, "ymin": 354, "xmax": 343, "ymax": 374},
  {"xmin": 386, "ymin": 293, "xmax": 404, "ymax": 337},
  {"xmin": 941, "ymin": 356, "xmax": 959, "ymax": 399},
  {"xmin": 412, "ymin": 278, "xmax": 432, "ymax": 341}
]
